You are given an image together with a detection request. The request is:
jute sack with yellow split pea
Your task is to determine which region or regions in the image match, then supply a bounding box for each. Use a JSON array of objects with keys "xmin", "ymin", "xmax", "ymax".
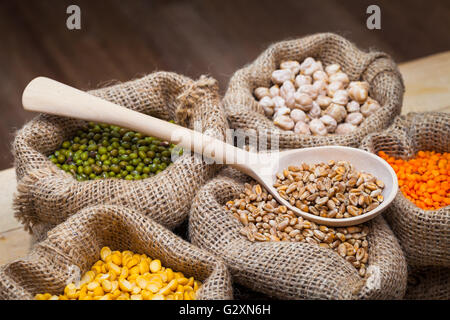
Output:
[
  {"xmin": 13, "ymin": 72, "xmax": 228, "ymax": 241},
  {"xmin": 360, "ymin": 112, "xmax": 450, "ymax": 268},
  {"xmin": 189, "ymin": 168, "xmax": 407, "ymax": 300},
  {"xmin": 0, "ymin": 205, "xmax": 233, "ymax": 300}
]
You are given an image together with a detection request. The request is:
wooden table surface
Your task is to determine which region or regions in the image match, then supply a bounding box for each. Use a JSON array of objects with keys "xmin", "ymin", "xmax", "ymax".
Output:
[{"xmin": 0, "ymin": 51, "xmax": 449, "ymax": 265}]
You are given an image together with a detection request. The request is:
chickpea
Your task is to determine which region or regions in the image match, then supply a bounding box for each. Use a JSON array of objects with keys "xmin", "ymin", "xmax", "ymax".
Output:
[
  {"xmin": 290, "ymin": 109, "xmax": 307, "ymax": 123},
  {"xmin": 299, "ymin": 57, "xmax": 316, "ymax": 73},
  {"xmin": 304, "ymin": 61, "xmax": 323, "ymax": 76},
  {"xmin": 294, "ymin": 92, "xmax": 313, "ymax": 111},
  {"xmin": 313, "ymin": 70, "xmax": 329, "ymax": 82},
  {"xmin": 346, "ymin": 101, "xmax": 360, "ymax": 113},
  {"xmin": 312, "ymin": 80, "xmax": 328, "ymax": 96},
  {"xmin": 309, "ymin": 119, "xmax": 327, "ymax": 136},
  {"xmin": 327, "ymin": 81, "xmax": 344, "ymax": 97},
  {"xmin": 273, "ymin": 115, "xmax": 295, "ymax": 131},
  {"xmin": 280, "ymin": 60, "xmax": 301, "ymax": 74},
  {"xmin": 272, "ymin": 96, "xmax": 286, "ymax": 109},
  {"xmin": 259, "ymin": 96, "xmax": 274, "ymax": 116},
  {"xmin": 320, "ymin": 115, "xmax": 337, "ymax": 133},
  {"xmin": 271, "ymin": 69, "xmax": 294, "ymax": 84},
  {"xmin": 316, "ymin": 95, "xmax": 332, "ymax": 109},
  {"xmin": 335, "ymin": 123, "xmax": 357, "ymax": 135},
  {"xmin": 345, "ymin": 112, "xmax": 364, "ymax": 125},
  {"xmin": 273, "ymin": 107, "xmax": 291, "ymax": 119},
  {"xmin": 280, "ymin": 81, "xmax": 295, "ymax": 100},
  {"xmin": 285, "ymin": 95, "xmax": 296, "ymax": 109},
  {"xmin": 294, "ymin": 121, "xmax": 311, "ymax": 135},
  {"xmin": 348, "ymin": 82, "xmax": 369, "ymax": 103},
  {"xmin": 259, "ymin": 96, "xmax": 273, "ymax": 108},
  {"xmin": 308, "ymin": 101, "xmax": 321, "ymax": 119},
  {"xmin": 254, "ymin": 87, "xmax": 271, "ymax": 100},
  {"xmin": 325, "ymin": 63, "xmax": 341, "ymax": 76},
  {"xmin": 295, "ymin": 75, "xmax": 312, "ymax": 88},
  {"xmin": 298, "ymin": 84, "xmax": 318, "ymax": 99},
  {"xmin": 360, "ymin": 98, "xmax": 381, "ymax": 117},
  {"xmin": 262, "ymin": 106, "xmax": 274, "ymax": 117},
  {"xmin": 325, "ymin": 103, "xmax": 347, "ymax": 123},
  {"xmin": 332, "ymin": 90, "xmax": 349, "ymax": 106},
  {"xmin": 349, "ymin": 81, "xmax": 369, "ymax": 91},
  {"xmin": 280, "ymin": 81, "xmax": 296, "ymax": 108},
  {"xmin": 329, "ymin": 72, "xmax": 349, "ymax": 86},
  {"xmin": 269, "ymin": 85, "xmax": 280, "ymax": 97}
]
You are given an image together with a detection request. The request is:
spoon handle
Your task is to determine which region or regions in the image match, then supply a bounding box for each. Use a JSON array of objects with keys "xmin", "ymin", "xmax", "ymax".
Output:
[{"xmin": 22, "ymin": 77, "xmax": 251, "ymax": 170}]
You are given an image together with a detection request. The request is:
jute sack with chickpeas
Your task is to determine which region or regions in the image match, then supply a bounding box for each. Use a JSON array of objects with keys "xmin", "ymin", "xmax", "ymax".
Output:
[
  {"xmin": 222, "ymin": 33, "xmax": 404, "ymax": 148},
  {"xmin": 361, "ymin": 112, "xmax": 450, "ymax": 268},
  {"xmin": 0, "ymin": 205, "xmax": 233, "ymax": 300},
  {"xmin": 189, "ymin": 168, "xmax": 408, "ymax": 300},
  {"xmin": 13, "ymin": 72, "xmax": 228, "ymax": 243}
]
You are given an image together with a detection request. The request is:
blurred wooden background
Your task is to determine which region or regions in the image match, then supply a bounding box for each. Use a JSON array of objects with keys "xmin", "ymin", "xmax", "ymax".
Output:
[{"xmin": 1, "ymin": 0, "xmax": 449, "ymax": 170}]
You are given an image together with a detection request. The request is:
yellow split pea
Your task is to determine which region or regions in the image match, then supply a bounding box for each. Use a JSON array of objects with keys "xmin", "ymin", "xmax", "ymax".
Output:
[{"xmin": 35, "ymin": 247, "xmax": 202, "ymax": 300}]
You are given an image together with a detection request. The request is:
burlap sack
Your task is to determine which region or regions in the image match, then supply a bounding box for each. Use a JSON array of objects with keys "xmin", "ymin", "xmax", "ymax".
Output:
[
  {"xmin": 360, "ymin": 112, "xmax": 450, "ymax": 268},
  {"xmin": 223, "ymin": 33, "xmax": 404, "ymax": 149},
  {"xmin": 189, "ymin": 168, "xmax": 408, "ymax": 300},
  {"xmin": 0, "ymin": 205, "xmax": 233, "ymax": 300},
  {"xmin": 233, "ymin": 284, "xmax": 272, "ymax": 300},
  {"xmin": 13, "ymin": 72, "xmax": 228, "ymax": 241},
  {"xmin": 405, "ymin": 267, "xmax": 450, "ymax": 300}
]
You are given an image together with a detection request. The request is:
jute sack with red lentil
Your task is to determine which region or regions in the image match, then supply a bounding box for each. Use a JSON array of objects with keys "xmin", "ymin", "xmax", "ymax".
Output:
[
  {"xmin": 360, "ymin": 112, "xmax": 450, "ymax": 268},
  {"xmin": 0, "ymin": 205, "xmax": 233, "ymax": 300},
  {"xmin": 222, "ymin": 33, "xmax": 404, "ymax": 149},
  {"xmin": 404, "ymin": 267, "xmax": 450, "ymax": 300},
  {"xmin": 13, "ymin": 72, "xmax": 228, "ymax": 241},
  {"xmin": 189, "ymin": 168, "xmax": 407, "ymax": 300}
]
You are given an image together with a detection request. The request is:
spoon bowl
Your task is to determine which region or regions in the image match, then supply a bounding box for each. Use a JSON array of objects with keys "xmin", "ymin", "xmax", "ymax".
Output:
[
  {"xmin": 246, "ymin": 146, "xmax": 398, "ymax": 227},
  {"xmin": 22, "ymin": 77, "xmax": 398, "ymax": 227}
]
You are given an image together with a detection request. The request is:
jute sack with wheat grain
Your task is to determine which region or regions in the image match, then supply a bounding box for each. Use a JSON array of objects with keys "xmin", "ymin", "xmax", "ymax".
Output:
[{"xmin": 189, "ymin": 168, "xmax": 407, "ymax": 300}]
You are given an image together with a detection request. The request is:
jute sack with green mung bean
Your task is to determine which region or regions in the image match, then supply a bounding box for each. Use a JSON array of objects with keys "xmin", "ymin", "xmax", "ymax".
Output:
[
  {"xmin": 189, "ymin": 168, "xmax": 408, "ymax": 300},
  {"xmin": 360, "ymin": 112, "xmax": 450, "ymax": 268},
  {"xmin": 13, "ymin": 72, "xmax": 228, "ymax": 241},
  {"xmin": 0, "ymin": 205, "xmax": 233, "ymax": 300},
  {"xmin": 222, "ymin": 33, "xmax": 404, "ymax": 148}
]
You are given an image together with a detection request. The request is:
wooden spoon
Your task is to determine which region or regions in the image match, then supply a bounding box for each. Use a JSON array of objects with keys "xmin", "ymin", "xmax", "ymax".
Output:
[{"xmin": 22, "ymin": 77, "xmax": 398, "ymax": 226}]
